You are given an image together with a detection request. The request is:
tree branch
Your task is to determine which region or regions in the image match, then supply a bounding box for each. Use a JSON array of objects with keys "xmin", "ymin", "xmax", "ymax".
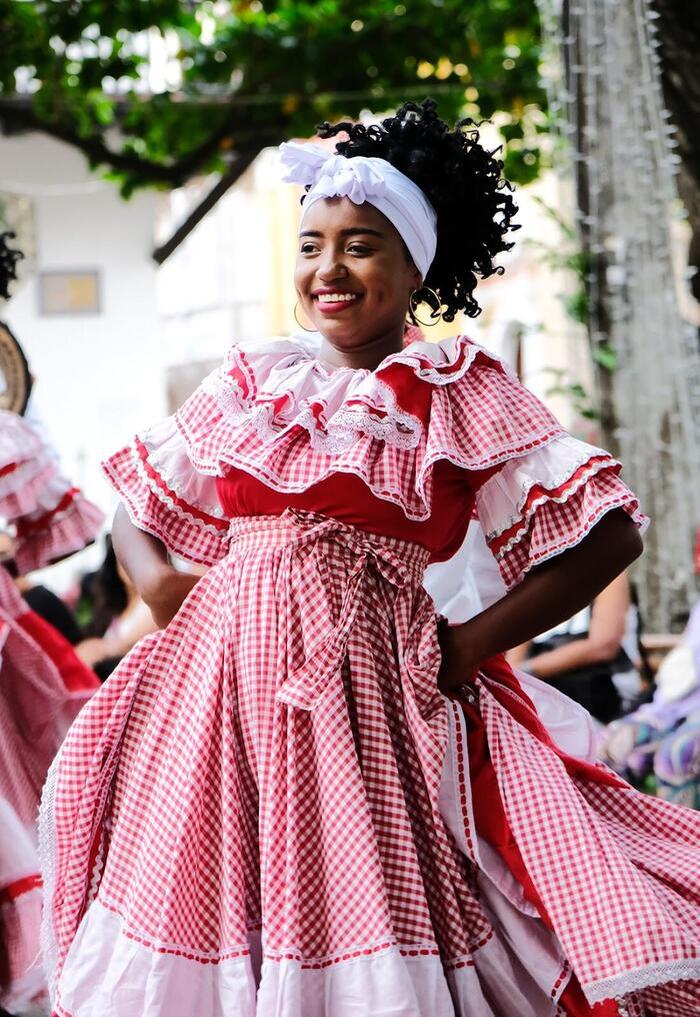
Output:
[
  {"xmin": 152, "ymin": 144, "xmax": 279, "ymax": 264},
  {"xmin": 0, "ymin": 98, "xmax": 287, "ymax": 188},
  {"xmin": 0, "ymin": 99, "xmax": 187, "ymax": 184}
]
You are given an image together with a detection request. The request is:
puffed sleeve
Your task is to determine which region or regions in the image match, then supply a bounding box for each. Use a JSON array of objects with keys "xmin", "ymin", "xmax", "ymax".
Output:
[
  {"xmin": 101, "ymin": 415, "xmax": 229, "ymax": 567},
  {"xmin": 410, "ymin": 341, "xmax": 647, "ymax": 594},
  {"xmin": 12, "ymin": 481, "xmax": 105, "ymax": 576},
  {"xmin": 472, "ymin": 431, "xmax": 648, "ymax": 591}
]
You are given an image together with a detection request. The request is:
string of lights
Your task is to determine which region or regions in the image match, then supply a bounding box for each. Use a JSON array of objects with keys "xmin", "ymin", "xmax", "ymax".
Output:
[{"xmin": 536, "ymin": 0, "xmax": 700, "ymax": 630}]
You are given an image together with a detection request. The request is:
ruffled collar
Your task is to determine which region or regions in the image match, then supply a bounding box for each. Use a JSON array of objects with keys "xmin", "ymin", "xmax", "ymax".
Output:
[
  {"xmin": 260, "ymin": 330, "xmax": 512, "ymax": 380},
  {"xmin": 164, "ymin": 331, "xmax": 561, "ymax": 522},
  {"xmin": 200, "ymin": 332, "xmax": 514, "ymax": 454}
]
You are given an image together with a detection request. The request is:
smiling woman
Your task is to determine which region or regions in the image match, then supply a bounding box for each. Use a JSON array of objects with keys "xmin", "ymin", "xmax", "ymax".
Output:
[
  {"xmin": 295, "ymin": 200, "xmax": 421, "ymax": 369},
  {"xmin": 39, "ymin": 100, "xmax": 700, "ymax": 1017}
]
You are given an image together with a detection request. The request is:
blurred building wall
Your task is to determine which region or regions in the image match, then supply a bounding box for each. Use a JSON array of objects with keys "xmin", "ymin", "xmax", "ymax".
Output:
[
  {"xmin": 156, "ymin": 148, "xmax": 299, "ymax": 371},
  {"xmin": 1, "ymin": 131, "xmax": 161, "ymax": 582}
]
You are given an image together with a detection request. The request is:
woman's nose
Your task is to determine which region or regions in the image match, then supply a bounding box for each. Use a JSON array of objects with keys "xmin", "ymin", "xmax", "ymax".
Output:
[{"xmin": 317, "ymin": 253, "xmax": 348, "ymax": 282}]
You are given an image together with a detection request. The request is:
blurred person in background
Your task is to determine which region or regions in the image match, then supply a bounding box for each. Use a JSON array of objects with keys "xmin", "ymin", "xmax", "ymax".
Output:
[
  {"xmin": 15, "ymin": 575, "xmax": 83, "ymax": 646},
  {"xmin": 0, "ymin": 232, "xmax": 103, "ymax": 1014},
  {"xmin": 76, "ymin": 536, "xmax": 157, "ymax": 680},
  {"xmin": 600, "ymin": 533, "xmax": 700, "ymax": 807},
  {"xmin": 506, "ymin": 572, "xmax": 642, "ymax": 723}
]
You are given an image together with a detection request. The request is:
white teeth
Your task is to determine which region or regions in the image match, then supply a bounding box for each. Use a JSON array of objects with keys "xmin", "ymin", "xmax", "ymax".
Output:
[{"xmin": 316, "ymin": 293, "xmax": 359, "ymax": 303}]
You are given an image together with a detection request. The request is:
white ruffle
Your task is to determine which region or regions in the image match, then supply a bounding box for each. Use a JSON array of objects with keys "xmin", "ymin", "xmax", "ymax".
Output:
[
  {"xmin": 424, "ymin": 521, "xmax": 507, "ymax": 624},
  {"xmin": 49, "ymin": 702, "xmax": 583, "ymax": 1017},
  {"xmin": 475, "ymin": 434, "xmax": 615, "ymax": 541},
  {"xmin": 139, "ymin": 419, "xmax": 225, "ymax": 523},
  {"xmin": 199, "ymin": 332, "xmax": 506, "ymax": 456},
  {"xmin": 51, "ymin": 894, "xmax": 568, "ymax": 1017},
  {"xmin": 515, "ymin": 670, "xmax": 599, "ymax": 762},
  {"xmin": 0, "ymin": 447, "xmax": 54, "ymax": 499},
  {"xmin": 0, "ymin": 409, "xmax": 43, "ymax": 465}
]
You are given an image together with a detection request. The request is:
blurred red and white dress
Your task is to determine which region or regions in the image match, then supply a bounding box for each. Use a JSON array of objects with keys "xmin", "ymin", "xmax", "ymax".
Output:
[
  {"xmin": 39, "ymin": 335, "xmax": 700, "ymax": 1017},
  {"xmin": 0, "ymin": 408, "xmax": 102, "ymax": 1012}
]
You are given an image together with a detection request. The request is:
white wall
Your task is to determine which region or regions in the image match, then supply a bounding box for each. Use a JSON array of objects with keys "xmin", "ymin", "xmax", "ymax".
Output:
[{"xmin": 1, "ymin": 132, "xmax": 161, "ymax": 583}]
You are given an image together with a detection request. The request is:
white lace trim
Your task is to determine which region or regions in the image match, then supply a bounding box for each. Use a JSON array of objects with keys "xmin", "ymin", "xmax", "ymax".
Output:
[
  {"xmin": 478, "ymin": 439, "xmax": 618, "ymax": 541},
  {"xmin": 131, "ymin": 443, "xmax": 226, "ymax": 538},
  {"xmin": 38, "ymin": 751, "xmax": 61, "ymax": 1001},
  {"xmin": 392, "ymin": 340, "xmax": 515, "ymax": 387},
  {"xmin": 212, "ymin": 363, "xmax": 425, "ymax": 452},
  {"xmin": 498, "ymin": 497, "xmax": 647, "ymax": 587},
  {"xmin": 206, "ymin": 335, "xmax": 502, "ymax": 454},
  {"xmin": 137, "ymin": 434, "xmax": 225, "ymax": 521},
  {"xmin": 585, "ymin": 957, "xmax": 700, "ymax": 1003},
  {"xmin": 490, "ymin": 458, "xmax": 625, "ymax": 557}
]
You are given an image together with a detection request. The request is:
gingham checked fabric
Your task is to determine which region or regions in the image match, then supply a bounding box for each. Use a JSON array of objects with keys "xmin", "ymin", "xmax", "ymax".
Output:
[
  {"xmin": 0, "ymin": 566, "xmax": 94, "ymax": 830},
  {"xmin": 485, "ymin": 462, "xmax": 647, "ymax": 590},
  {"xmin": 43, "ymin": 513, "xmax": 497, "ymax": 1004},
  {"xmin": 475, "ymin": 667, "xmax": 700, "ymax": 1011},
  {"xmin": 43, "ymin": 513, "xmax": 700, "ymax": 1014},
  {"xmin": 101, "ymin": 333, "xmax": 644, "ymax": 588},
  {"xmin": 0, "ymin": 408, "xmax": 105, "ymax": 575},
  {"xmin": 41, "ymin": 334, "xmax": 699, "ymax": 1014},
  {"xmin": 0, "ymin": 796, "xmax": 47, "ymax": 1012}
]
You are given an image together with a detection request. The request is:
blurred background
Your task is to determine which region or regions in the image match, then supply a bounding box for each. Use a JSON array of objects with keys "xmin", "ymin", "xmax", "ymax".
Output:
[{"xmin": 0, "ymin": 0, "xmax": 698, "ymax": 631}]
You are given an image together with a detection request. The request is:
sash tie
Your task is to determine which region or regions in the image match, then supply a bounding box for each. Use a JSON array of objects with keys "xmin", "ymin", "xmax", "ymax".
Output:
[{"xmin": 272, "ymin": 510, "xmax": 426, "ymax": 711}]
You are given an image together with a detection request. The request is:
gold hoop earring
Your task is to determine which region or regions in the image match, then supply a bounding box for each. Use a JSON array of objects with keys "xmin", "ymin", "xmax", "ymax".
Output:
[
  {"xmin": 293, "ymin": 301, "xmax": 316, "ymax": 333},
  {"xmin": 408, "ymin": 287, "xmax": 442, "ymax": 328}
]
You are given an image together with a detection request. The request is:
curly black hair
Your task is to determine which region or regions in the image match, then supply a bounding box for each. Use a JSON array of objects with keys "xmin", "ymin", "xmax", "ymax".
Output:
[
  {"xmin": 315, "ymin": 99, "xmax": 519, "ymax": 322},
  {"xmin": 0, "ymin": 231, "xmax": 23, "ymax": 300}
]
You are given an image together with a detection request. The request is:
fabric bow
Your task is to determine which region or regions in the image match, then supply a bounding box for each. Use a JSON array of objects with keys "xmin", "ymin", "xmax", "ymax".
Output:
[
  {"xmin": 280, "ymin": 143, "xmax": 387, "ymax": 205},
  {"xmin": 278, "ymin": 139, "xmax": 438, "ymax": 277}
]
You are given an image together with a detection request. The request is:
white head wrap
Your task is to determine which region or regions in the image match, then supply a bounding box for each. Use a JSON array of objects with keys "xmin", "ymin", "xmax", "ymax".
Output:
[{"xmin": 279, "ymin": 141, "xmax": 438, "ymax": 278}]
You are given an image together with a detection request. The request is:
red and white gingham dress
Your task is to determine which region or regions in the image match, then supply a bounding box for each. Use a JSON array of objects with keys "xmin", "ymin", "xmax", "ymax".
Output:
[
  {"xmin": 0, "ymin": 408, "xmax": 103, "ymax": 1011},
  {"xmin": 39, "ymin": 336, "xmax": 700, "ymax": 1017}
]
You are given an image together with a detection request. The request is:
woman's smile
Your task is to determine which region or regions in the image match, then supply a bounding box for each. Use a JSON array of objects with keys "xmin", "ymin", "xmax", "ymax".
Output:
[
  {"xmin": 294, "ymin": 195, "xmax": 421, "ymax": 369},
  {"xmin": 312, "ymin": 286, "xmax": 365, "ymax": 315}
]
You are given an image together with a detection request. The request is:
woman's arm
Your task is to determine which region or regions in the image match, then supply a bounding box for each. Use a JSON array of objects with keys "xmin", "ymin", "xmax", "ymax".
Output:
[
  {"xmin": 111, "ymin": 504, "xmax": 200, "ymax": 628},
  {"xmin": 438, "ymin": 509, "xmax": 642, "ymax": 693},
  {"xmin": 526, "ymin": 573, "xmax": 630, "ymax": 680}
]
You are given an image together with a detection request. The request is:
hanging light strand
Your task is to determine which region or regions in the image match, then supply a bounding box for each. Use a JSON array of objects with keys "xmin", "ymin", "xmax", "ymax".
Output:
[{"xmin": 536, "ymin": 0, "xmax": 700, "ymax": 630}]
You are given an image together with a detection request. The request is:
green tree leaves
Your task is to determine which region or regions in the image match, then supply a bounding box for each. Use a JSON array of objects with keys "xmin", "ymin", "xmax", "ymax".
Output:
[{"xmin": 0, "ymin": 0, "xmax": 546, "ymax": 194}]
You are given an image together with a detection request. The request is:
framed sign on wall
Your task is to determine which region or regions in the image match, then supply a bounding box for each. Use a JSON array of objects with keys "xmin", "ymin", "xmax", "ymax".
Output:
[{"xmin": 38, "ymin": 270, "xmax": 101, "ymax": 315}]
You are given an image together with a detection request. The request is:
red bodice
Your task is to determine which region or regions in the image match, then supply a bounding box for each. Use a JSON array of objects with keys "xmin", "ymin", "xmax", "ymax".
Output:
[{"xmin": 216, "ymin": 461, "xmax": 480, "ymax": 563}]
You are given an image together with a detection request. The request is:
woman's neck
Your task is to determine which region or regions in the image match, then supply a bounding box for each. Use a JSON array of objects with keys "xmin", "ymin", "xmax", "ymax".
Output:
[{"xmin": 318, "ymin": 326, "xmax": 405, "ymax": 373}]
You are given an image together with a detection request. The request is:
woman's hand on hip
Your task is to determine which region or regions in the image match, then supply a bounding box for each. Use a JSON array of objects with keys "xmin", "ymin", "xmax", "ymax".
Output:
[{"xmin": 437, "ymin": 621, "xmax": 479, "ymax": 696}]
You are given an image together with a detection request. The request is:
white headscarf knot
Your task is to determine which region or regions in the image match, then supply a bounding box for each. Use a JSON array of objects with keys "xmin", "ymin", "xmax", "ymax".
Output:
[{"xmin": 279, "ymin": 140, "xmax": 437, "ymax": 278}]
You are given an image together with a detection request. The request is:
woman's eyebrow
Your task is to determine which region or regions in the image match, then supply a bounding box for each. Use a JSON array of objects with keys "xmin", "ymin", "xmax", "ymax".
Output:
[{"xmin": 299, "ymin": 227, "xmax": 385, "ymax": 239}]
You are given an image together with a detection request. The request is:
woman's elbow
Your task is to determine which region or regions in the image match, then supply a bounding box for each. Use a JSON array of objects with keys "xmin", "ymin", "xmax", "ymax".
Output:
[
  {"xmin": 621, "ymin": 520, "xmax": 644, "ymax": 568},
  {"xmin": 587, "ymin": 634, "xmax": 624, "ymax": 664},
  {"xmin": 600, "ymin": 510, "xmax": 644, "ymax": 572}
]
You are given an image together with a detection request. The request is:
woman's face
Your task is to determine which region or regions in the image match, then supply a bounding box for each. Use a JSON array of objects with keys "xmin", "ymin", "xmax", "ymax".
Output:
[{"xmin": 294, "ymin": 196, "xmax": 422, "ymax": 352}]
